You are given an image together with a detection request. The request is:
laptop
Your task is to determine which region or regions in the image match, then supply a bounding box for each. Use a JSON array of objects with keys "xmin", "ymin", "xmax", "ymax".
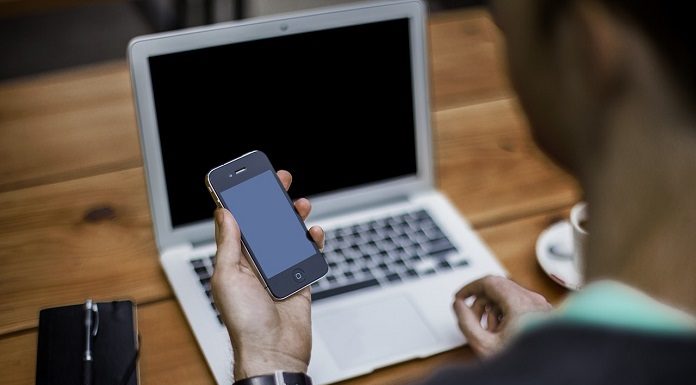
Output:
[{"xmin": 128, "ymin": 1, "xmax": 506, "ymax": 383}]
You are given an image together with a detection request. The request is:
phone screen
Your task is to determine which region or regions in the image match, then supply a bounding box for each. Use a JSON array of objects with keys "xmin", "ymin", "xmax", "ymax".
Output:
[{"xmin": 218, "ymin": 170, "xmax": 316, "ymax": 278}]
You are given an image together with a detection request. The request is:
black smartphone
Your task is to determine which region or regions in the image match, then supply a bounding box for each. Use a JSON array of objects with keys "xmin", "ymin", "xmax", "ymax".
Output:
[{"xmin": 205, "ymin": 150, "xmax": 328, "ymax": 300}]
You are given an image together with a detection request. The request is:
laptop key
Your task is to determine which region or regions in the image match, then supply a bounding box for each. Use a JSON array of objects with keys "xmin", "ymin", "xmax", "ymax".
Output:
[
  {"xmin": 312, "ymin": 278, "xmax": 380, "ymax": 302},
  {"xmin": 453, "ymin": 259, "xmax": 470, "ymax": 267},
  {"xmin": 413, "ymin": 258, "xmax": 436, "ymax": 274},
  {"xmin": 424, "ymin": 238, "xmax": 456, "ymax": 255},
  {"xmin": 386, "ymin": 273, "xmax": 401, "ymax": 282},
  {"xmin": 413, "ymin": 209, "xmax": 429, "ymax": 220},
  {"xmin": 427, "ymin": 247, "xmax": 458, "ymax": 260},
  {"xmin": 190, "ymin": 259, "xmax": 206, "ymax": 268},
  {"xmin": 194, "ymin": 266, "xmax": 209, "ymax": 277},
  {"xmin": 424, "ymin": 228, "xmax": 445, "ymax": 241}
]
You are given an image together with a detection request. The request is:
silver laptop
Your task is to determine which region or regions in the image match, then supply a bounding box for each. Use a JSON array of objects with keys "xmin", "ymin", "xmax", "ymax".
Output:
[{"xmin": 128, "ymin": 1, "xmax": 506, "ymax": 383}]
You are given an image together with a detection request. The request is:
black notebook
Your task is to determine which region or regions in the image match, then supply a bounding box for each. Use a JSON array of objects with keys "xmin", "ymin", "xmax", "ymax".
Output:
[{"xmin": 36, "ymin": 300, "xmax": 139, "ymax": 385}]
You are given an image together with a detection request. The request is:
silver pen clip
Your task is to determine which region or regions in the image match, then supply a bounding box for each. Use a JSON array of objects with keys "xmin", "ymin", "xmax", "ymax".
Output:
[
  {"xmin": 84, "ymin": 299, "xmax": 93, "ymax": 361},
  {"xmin": 84, "ymin": 300, "xmax": 99, "ymax": 361},
  {"xmin": 91, "ymin": 303, "xmax": 99, "ymax": 337}
]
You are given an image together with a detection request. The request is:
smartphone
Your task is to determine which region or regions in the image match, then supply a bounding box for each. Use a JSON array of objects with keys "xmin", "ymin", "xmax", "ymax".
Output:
[{"xmin": 205, "ymin": 150, "xmax": 328, "ymax": 300}]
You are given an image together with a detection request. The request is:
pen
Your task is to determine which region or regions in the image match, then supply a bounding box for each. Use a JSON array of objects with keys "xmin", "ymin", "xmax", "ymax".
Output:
[{"xmin": 83, "ymin": 299, "xmax": 95, "ymax": 385}]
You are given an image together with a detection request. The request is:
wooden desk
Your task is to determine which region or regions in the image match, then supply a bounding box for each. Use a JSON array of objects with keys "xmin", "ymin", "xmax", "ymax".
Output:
[{"xmin": 0, "ymin": 9, "xmax": 579, "ymax": 384}]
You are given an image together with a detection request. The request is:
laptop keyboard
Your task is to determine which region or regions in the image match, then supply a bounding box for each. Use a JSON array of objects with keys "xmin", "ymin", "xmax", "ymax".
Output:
[
  {"xmin": 189, "ymin": 255, "xmax": 222, "ymax": 324},
  {"xmin": 190, "ymin": 209, "xmax": 469, "ymax": 325},
  {"xmin": 312, "ymin": 209, "xmax": 468, "ymax": 300}
]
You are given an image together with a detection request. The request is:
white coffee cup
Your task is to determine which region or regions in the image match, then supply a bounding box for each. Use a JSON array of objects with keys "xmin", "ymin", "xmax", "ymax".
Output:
[{"xmin": 569, "ymin": 202, "xmax": 589, "ymax": 275}]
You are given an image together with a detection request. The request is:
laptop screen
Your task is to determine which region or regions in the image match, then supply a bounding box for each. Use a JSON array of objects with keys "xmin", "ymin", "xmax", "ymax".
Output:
[{"xmin": 149, "ymin": 18, "xmax": 417, "ymax": 228}]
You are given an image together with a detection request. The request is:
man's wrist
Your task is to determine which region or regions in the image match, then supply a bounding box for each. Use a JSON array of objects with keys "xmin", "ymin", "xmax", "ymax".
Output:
[{"xmin": 233, "ymin": 350, "xmax": 308, "ymax": 380}]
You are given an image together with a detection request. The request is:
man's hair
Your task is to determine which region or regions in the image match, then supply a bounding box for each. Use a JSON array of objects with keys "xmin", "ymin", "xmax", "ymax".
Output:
[{"xmin": 542, "ymin": 0, "xmax": 695, "ymax": 100}]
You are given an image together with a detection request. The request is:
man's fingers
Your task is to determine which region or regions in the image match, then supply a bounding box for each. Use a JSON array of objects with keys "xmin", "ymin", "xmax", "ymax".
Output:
[
  {"xmin": 487, "ymin": 305, "xmax": 502, "ymax": 331},
  {"xmin": 308, "ymin": 226, "xmax": 325, "ymax": 251},
  {"xmin": 453, "ymin": 299, "xmax": 500, "ymax": 357},
  {"xmin": 472, "ymin": 297, "xmax": 488, "ymax": 321},
  {"xmin": 453, "ymin": 299, "xmax": 489, "ymax": 352},
  {"xmin": 455, "ymin": 275, "xmax": 509, "ymax": 308},
  {"xmin": 294, "ymin": 198, "xmax": 312, "ymax": 220},
  {"xmin": 277, "ymin": 170, "xmax": 292, "ymax": 191},
  {"xmin": 214, "ymin": 208, "xmax": 242, "ymax": 267},
  {"xmin": 453, "ymin": 299, "xmax": 482, "ymax": 336}
]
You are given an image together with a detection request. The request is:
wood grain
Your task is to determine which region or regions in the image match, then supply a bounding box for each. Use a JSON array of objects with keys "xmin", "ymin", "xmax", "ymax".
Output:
[
  {"xmin": 0, "ymin": 208, "xmax": 571, "ymax": 385},
  {"xmin": 0, "ymin": 61, "xmax": 140, "ymax": 192},
  {"xmin": 429, "ymin": 9, "xmax": 512, "ymax": 110},
  {"xmin": 137, "ymin": 300, "xmax": 214, "ymax": 385},
  {"xmin": 0, "ymin": 167, "xmax": 170, "ymax": 335},
  {"xmin": 435, "ymin": 98, "xmax": 579, "ymax": 227},
  {"xmin": 0, "ymin": 331, "xmax": 37, "ymax": 385}
]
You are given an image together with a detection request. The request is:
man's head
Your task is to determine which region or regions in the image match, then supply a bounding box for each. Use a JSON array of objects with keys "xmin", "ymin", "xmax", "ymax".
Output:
[{"xmin": 488, "ymin": 0, "xmax": 695, "ymax": 181}]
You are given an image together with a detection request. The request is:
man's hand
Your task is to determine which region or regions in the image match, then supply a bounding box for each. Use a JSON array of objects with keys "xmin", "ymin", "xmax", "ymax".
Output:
[
  {"xmin": 211, "ymin": 170, "xmax": 324, "ymax": 380},
  {"xmin": 453, "ymin": 276, "xmax": 552, "ymax": 357}
]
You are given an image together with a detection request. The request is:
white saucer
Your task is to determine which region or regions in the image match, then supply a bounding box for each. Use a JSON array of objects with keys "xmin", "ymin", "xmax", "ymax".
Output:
[{"xmin": 535, "ymin": 220, "xmax": 583, "ymax": 290}]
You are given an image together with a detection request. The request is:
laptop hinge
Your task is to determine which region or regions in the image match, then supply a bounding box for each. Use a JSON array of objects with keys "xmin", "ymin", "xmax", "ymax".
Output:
[{"xmin": 311, "ymin": 194, "xmax": 411, "ymax": 221}]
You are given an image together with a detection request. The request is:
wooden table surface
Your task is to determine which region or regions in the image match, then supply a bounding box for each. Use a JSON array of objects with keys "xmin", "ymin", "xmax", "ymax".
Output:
[{"xmin": 0, "ymin": 8, "xmax": 579, "ymax": 384}]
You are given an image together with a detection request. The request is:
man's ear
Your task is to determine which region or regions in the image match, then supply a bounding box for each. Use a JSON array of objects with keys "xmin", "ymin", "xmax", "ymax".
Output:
[{"xmin": 570, "ymin": 1, "xmax": 627, "ymax": 98}]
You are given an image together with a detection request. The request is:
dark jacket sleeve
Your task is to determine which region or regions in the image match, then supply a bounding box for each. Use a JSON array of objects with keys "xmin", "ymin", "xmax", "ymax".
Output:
[{"xmin": 412, "ymin": 323, "xmax": 696, "ymax": 385}]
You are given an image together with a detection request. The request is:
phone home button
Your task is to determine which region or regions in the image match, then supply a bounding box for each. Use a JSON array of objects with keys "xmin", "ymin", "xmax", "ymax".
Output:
[{"xmin": 292, "ymin": 269, "xmax": 305, "ymax": 283}]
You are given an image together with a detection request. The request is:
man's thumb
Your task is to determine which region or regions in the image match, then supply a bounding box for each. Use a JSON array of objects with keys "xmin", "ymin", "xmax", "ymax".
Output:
[{"xmin": 214, "ymin": 208, "xmax": 242, "ymax": 265}]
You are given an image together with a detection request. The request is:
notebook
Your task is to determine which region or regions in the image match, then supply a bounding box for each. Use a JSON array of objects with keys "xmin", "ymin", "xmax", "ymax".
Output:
[
  {"xmin": 128, "ymin": 1, "xmax": 507, "ymax": 383},
  {"xmin": 36, "ymin": 300, "xmax": 139, "ymax": 385}
]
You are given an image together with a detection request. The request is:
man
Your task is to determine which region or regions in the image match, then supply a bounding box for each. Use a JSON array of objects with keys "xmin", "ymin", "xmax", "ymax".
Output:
[{"xmin": 211, "ymin": 0, "xmax": 696, "ymax": 383}]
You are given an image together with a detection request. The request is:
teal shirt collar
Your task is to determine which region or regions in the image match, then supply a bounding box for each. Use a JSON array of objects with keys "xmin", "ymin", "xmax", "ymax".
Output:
[{"xmin": 522, "ymin": 280, "xmax": 696, "ymax": 335}]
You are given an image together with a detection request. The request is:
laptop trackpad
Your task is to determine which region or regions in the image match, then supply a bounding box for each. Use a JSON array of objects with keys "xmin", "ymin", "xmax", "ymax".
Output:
[{"xmin": 315, "ymin": 295, "xmax": 438, "ymax": 370}]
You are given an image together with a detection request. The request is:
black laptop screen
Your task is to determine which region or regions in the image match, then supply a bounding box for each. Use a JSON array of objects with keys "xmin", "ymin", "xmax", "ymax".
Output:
[{"xmin": 149, "ymin": 18, "xmax": 417, "ymax": 228}]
